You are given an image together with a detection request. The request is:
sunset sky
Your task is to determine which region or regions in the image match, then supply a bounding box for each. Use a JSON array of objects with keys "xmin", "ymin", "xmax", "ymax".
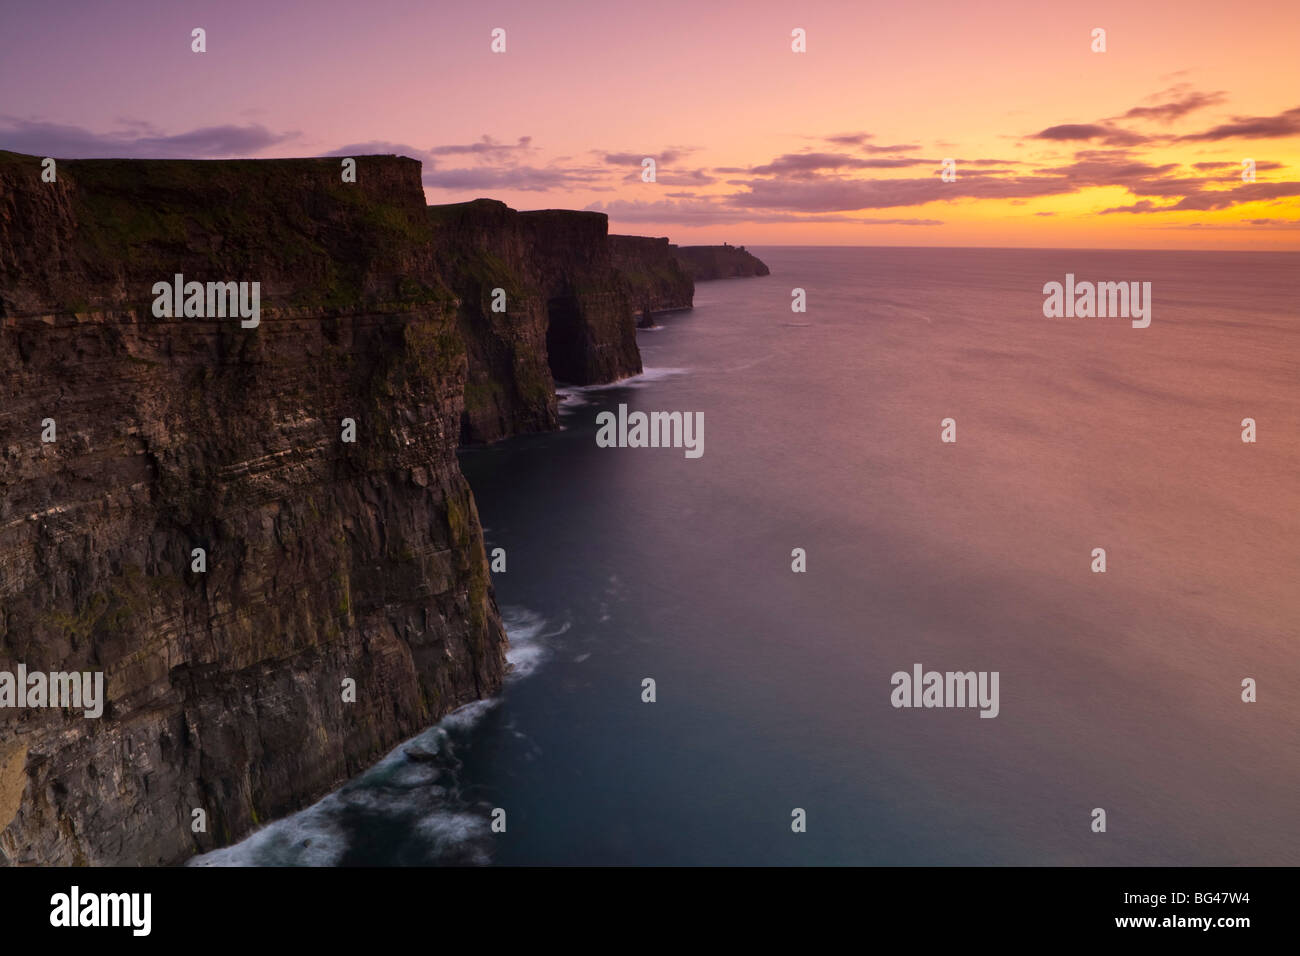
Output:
[{"xmin": 2, "ymin": 0, "xmax": 1298, "ymax": 248}]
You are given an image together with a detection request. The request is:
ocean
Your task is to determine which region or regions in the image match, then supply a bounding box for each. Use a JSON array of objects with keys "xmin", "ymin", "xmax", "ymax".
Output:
[{"xmin": 194, "ymin": 246, "xmax": 1300, "ymax": 866}]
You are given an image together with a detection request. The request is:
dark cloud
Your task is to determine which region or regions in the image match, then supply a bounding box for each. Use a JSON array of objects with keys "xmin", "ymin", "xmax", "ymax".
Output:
[
  {"xmin": 1180, "ymin": 218, "xmax": 1300, "ymax": 230},
  {"xmin": 1031, "ymin": 123, "xmax": 1148, "ymax": 146},
  {"xmin": 1032, "ymin": 156, "xmax": 1180, "ymax": 187},
  {"xmin": 808, "ymin": 133, "xmax": 917, "ymax": 153},
  {"xmin": 1178, "ymin": 106, "xmax": 1300, "ymax": 141},
  {"xmin": 619, "ymin": 167, "xmax": 717, "ymax": 186},
  {"xmin": 0, "ymin": 117, "xmax": 297, "ymax": 158},
  {"xmin": 1191, "ymin": 160, "xmax": 1283, "ymax": 171},
  {"xmin": 860, "ymin": 143, "xmax": 921, "ymax": 154},
  {"xmin": 1027, "ymin": 87, "xmax": 1231, "ymax": 154},
  {"xmin": 1117, "ymin": 88, "xmax": 1226, "ymax": 123},
  {"xmin": 323, "ymin": 140, "xmax": 437, "ymax": 164},
  {"xmin": 822, "ymin": 132, "xmax": 873, "ymax": 146},
  {"xmin": 723, "ymin": 173, "xmax": 1069, "ymax": 213},
  {"xmin": 664, "ymin": 169, "xmax": 717, "ymax": 185},
  {"xmin": 1167, "ymin": 181, "xmax": 1300, "ymax": 210},
  {"xmin": 1126, "ymin": 177, "xmax": 1217, "ymax": 198},
  {"xmin": 423, "ymin": 165, "xmax": 603, "ymax": 191},
  {"xmin": 603, "ymin": 148, "xmax": 693, "ymax": 165},
  {"xmin": 429, "ymin": 135, "xmax": 533, "ymax": 156},
  {"xmin": 1097, "ymin": 200, "xmax": 1164, "ymax": 215},
  {"xmin": 329, "ymin": 134, "xmax": 603, "ymax": 193},
  {"xmin": 1098, "ymin": 182, "xmax": 1300, "ymax": 213},
  {"xmin": 1031, "ymin": 151, "xmax": 1284, "ymax": 206},
  {"xmin": 1034, "ymin": 124, "xmax": 1111, "ymax": 140},
  {"xmin": 748, "ymin": 152, "xmax": 925, "ymax": 176},
  {"xmin": 855, "ymin": 158, "xmax": 927, "ymax": 168},
  {"xmin": 587, "ymin": 197, "xmax": 942, "ymax": 226},
  {"xmin": 328, "ymin": 134, "xmax": 538, "ymax": 169}
]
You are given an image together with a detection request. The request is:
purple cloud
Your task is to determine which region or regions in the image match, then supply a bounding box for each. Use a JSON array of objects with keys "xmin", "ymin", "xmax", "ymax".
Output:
[
  {"xmin": 1032, "ymin": 123, "xmax": 1148, "ymax": 147},
  {"xmin": 430, "ymin": 135, "xmax": 533, "ymax": 156},
  {"xmin": 749, "ymin": 152, "xmax": 925, "ymax": 176},
  {"xmin": 1178, "ymin": 106, "xmax": 1300, "ymax": 141},
  {"xmin": 0, "ymin": 117, "xmax": 297, "ymax": 158},
  {"xmin": 1117, "ymin": 88, "xmax": 1226, "ymax": 123},
  {"xmin": 588, "ymin": 197, "xmax": 942, "ymax": 226}
]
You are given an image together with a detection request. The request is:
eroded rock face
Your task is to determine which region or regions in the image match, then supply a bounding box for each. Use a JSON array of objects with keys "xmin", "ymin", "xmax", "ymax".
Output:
[
  {"xmin": 0, "ymin": 150, "xmax": 731, "ymax": 865},
  {"xmin": 432, "ymin": 201, "xmax": 676, "ymax": 444},
  {"xmin": 0, "ymin": 152, "xmax": 505, "ymax": 865},
  {"xmin": 672, "ymin": 244, "xmax": 771, "ymax": 280},
  {"xmin": 608, "ymin": 235, "xmax": 694, "ymax": 327},
  {"xmin": 520, "ymin": 209, "xmax": 645, "ymax": 386},
  {"xmin": 428, "ymin": 199, "xmax": 564, "ymax": 445}
]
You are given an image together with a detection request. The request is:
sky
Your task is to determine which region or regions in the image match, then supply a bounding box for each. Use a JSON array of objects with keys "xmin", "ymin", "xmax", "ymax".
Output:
[{"xmin": 2, "ymin": 0, "xmax": 1298, "ymax": 248}]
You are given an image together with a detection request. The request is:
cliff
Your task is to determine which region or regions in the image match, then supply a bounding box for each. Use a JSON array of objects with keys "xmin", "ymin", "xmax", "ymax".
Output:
[
  {"xmin": 0, "ymin": 149, "xmax": 759, "ymax": 866},
  {"xmin": 673, "ymin": 243, "xmax": 770, "ymax": 280},
  {"xmin": 430, "ymin": 202, "xmax": 689, "ymax": 443},
  {"xmin": 0, "ymin": 151, "xmax": 505, "ymax": 864},
  {"xmin": 427, "ymin": 199, "xmax": 562, "ymax": 444},
  {"xmin": 608, "ymin": 235, "xmax": 694, "ymax": 327}
]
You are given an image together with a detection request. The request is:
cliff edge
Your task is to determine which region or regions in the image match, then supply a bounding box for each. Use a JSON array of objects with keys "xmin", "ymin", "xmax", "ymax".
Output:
[
  {"xmin": 430, "ymin": 200, "xmax": 670, "ymax": 444},
  {"xmin": 673, "ymin": 243, "xmax": 770, "ymax": 280},
  {"xmin": 0, "ymin": 151, "xmax": 505, "ymax": 864},
  {"xmin": 0, "ymin": 150, "xmax": 764, "ymax": 865}
]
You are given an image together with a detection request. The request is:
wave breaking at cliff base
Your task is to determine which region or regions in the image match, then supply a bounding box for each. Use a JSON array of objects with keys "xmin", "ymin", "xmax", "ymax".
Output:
[{"xmin": 189, "ymin": 605, "xmax": 555, "ymax": 866}]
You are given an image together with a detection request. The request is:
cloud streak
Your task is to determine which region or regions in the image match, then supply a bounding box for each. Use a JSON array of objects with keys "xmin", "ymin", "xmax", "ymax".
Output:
[{"xmin": 0, "ymin": 117, "xmax": 297, "ymax": 158}]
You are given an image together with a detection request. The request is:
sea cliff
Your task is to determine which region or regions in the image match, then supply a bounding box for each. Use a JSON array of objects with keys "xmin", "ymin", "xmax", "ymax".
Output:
[
  {"xmin": 0, "ymin": 151, "xmax": 508, "ymax": 865},
  {"xmin": 673, "ymin": 243, "xmax": 770, "ymax": 280},
  {"xmin": 608, "ymin": 234, "xmax": 694, "ymax": 327},
  {"xmin": 0, "ymin": 150, "xmax": 763, "ymax": 864}
]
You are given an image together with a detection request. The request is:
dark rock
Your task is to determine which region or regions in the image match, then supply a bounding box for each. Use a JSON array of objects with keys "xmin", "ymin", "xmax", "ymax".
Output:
[
  {"xmin": 608, "ymin": 234, "xmax": 694, "ymax": 325},
  {"xmin": 432, "ymin": 202, "xmax": 686, "ymax": 444},
  {"xmin": 0, "ymin": 151, "xmax": 504, "ymax": 865},
  {"xmin": 672, "ymin": 243, "xmax": 771, "ymax": 280},
  {"xmin": 0, "ymin": 149, "xmax": 766, "ymax": 866}
]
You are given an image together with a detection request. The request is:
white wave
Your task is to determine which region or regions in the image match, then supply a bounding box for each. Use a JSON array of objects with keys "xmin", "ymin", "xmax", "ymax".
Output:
[
  {"xmin": 188, "ymin": 792, "xmax": 350, "ymax": 867},
  {"xmin": 440, "ymin": 697, "xmax": 498, "ymax": 732},
  {"xmin": 415, "ymin": 812, "xmax": 492, "ymax": 863},
  {"xmin": 555, "ymin": 387, "xmax": 590, "ymax": 409},
  {"xmin": 501, "ymin": 606, "xmax": 565, "ymax": 680},
  {"xmin": 606, "ymin": 366, "xmax": 689, "ymax": 387},
  {"xmin": 191, "ymin": 607, "xmax": 556, "ymax": 866},
  {"xmin": 558, "ymin": 367, "xmax": 689, "ymax": 404}
]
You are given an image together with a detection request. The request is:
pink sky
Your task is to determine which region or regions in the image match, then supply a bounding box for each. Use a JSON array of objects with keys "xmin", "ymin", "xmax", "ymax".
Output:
[{"xmin": 2, "ymin": 0, "xmax": 1298, "ymax": 247}]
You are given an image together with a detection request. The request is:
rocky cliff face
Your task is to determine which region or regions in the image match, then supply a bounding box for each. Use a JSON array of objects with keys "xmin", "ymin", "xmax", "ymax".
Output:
[
  {"xmin": 0, "ymin": 149, "xmax": 752, "ymax": 866},
  {"xmin": 0, "ymin": 151, "xmax": 505, "ymax": 865},
  {"xmin": 431, "ymin": 202, "xmax": 680, "ymax": 444},
  {"xmin": 673, "ymin": 243, "xmax": 770, "ymax": 280},
  {"xmin": 427, "ymin": 199, "xmax": 562, "ymax": 445},
  {"xmin": 517, "ymin": 209, "xmax": 644, "ymax": 387},
  {"xmin": 608, "ymin": 235, "xmax": 694, "ymax": 327}
]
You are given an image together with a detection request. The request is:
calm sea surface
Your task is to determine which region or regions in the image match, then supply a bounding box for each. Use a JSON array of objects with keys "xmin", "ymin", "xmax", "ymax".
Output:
[{"xmin": 197, "ymin": 247, "xmax": 1300, "ymax": 866}]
